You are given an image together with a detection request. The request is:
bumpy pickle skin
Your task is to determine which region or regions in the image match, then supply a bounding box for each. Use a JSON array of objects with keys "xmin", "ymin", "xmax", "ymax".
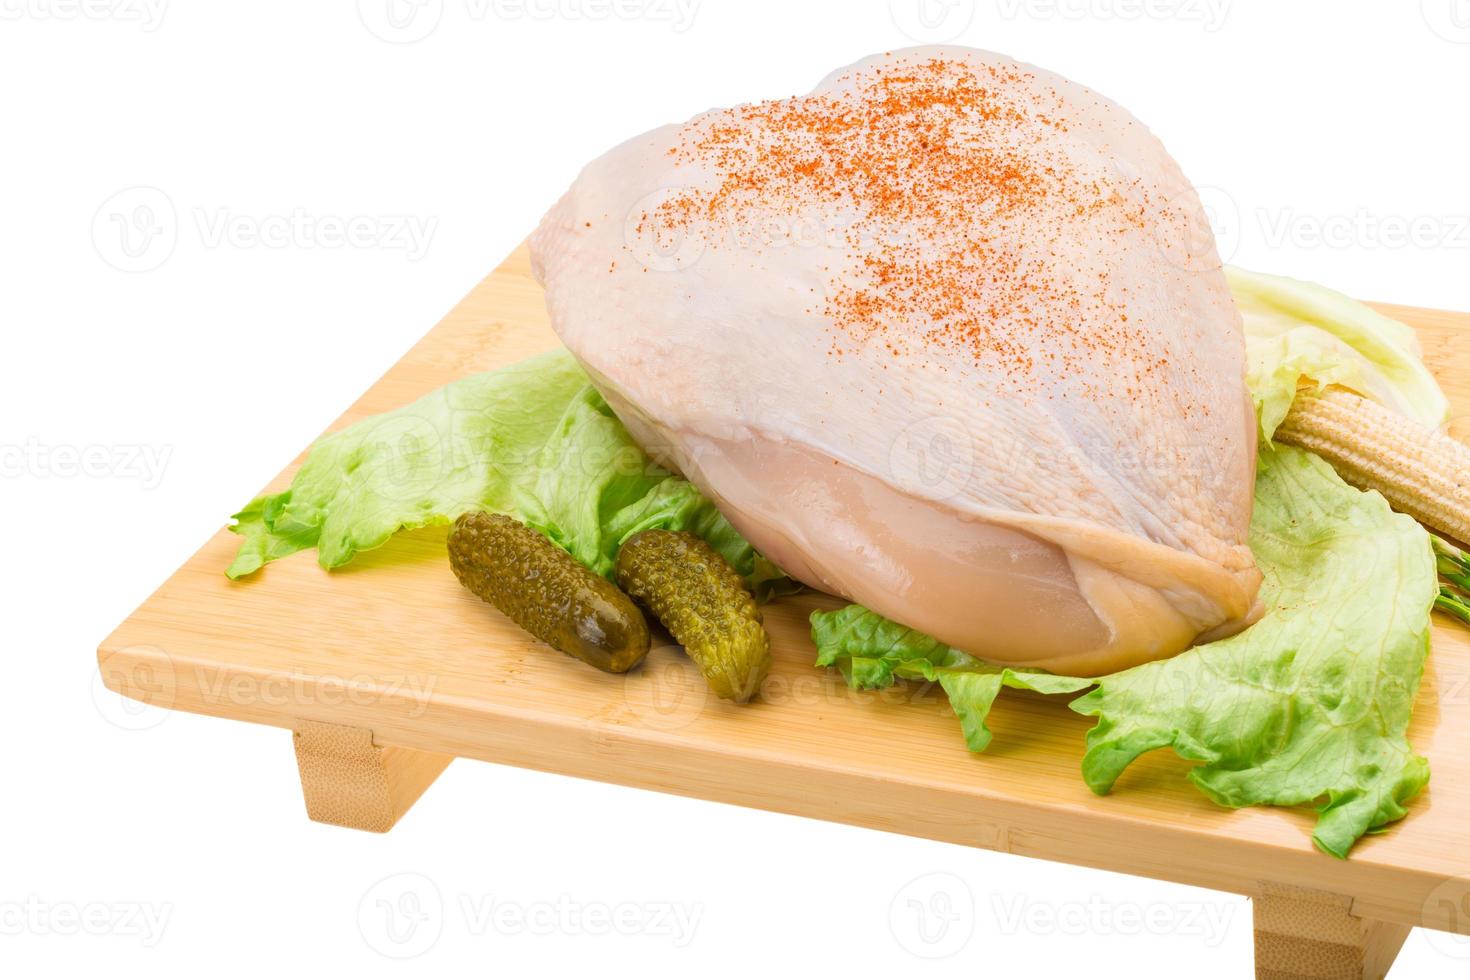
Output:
[
  {"xmin": 615, "ymin": 530, "xmax": 771, "ymax": 702},
  {"xmin": 448, "ymin": 512, "xmax": 649, "ymax": 673}
]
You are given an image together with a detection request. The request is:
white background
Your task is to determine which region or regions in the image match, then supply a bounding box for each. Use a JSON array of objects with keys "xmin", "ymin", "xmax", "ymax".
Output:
[{"xmin": 4, "ymin": 1, "xmax": 1469, "ymax": 976}]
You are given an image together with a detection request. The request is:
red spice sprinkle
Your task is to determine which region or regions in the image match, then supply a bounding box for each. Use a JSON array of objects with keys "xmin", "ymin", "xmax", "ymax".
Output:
[{"xmin": 644, "ymin": 55, "xmax": 1176, "ymax": 395}]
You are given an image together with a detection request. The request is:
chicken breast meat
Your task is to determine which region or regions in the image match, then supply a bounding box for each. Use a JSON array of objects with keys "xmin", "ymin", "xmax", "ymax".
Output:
[{"xmin": 530, "ymin": 47, "xmax": 1263, "ymax": 676}]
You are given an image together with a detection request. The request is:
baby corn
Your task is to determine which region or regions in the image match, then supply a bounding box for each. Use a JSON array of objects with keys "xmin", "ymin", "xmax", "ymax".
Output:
[{"xmin": 1277, "ymin": 387, "xmax": 1470, "ymax": 544}]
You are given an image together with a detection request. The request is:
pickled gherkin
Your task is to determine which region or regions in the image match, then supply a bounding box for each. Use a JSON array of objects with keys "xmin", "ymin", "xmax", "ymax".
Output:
[
  {"xmin": 616, "ymin": 530, "xmax": 771, "ymax": 702},
  {"xmin": 448, "ymin": 512, "xmax": 649, "ymax": 673}
]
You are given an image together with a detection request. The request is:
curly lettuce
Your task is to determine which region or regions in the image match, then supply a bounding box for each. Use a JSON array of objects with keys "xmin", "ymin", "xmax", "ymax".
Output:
[
  {"xmin": 1228, "ymin": 266, "xmax": 1449, "ymax": 438},
  {"xmin": 227, "ymin": 349, "xmax": 789, "ymax": 596},
  {"xmin": 1074, "ymin": 445, "xmax": 1434, "ymax": 857},
  {"xmin": 809, "ymin": 604, "xmax": 1091, "ymax": 751},
  {"xmin": 811, "ymin": 445, "xmax": 1435, "ymax": 856}
]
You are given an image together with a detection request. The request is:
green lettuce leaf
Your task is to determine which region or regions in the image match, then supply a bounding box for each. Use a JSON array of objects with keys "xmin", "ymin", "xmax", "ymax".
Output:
[
  {"xmin": 228, "ymin": 350, "xmax": 588, "ymax": 577},
  {"xmin": 1227, "ymin": 266, "xmax": 1449, "ymax": 438},
  {"xmin": 1072, "ymin": 445, "xmax": 1434, "ymax": 857},
  {"xmin": 809, "ymin": 604, "xmax": 1091, "ymax": 752},
  {"xmin": 810, "ymin": 445, "xmax": 1435, "ymax": 856},
  {"xmin": 227, "ymin": 349, "xmax": 790, "ymax": 596}
]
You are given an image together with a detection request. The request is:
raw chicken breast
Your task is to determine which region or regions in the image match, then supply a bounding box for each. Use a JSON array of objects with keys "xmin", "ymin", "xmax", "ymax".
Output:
[{"xmin": 530, "ymin": 47, "xmax": 1262, "ymax": 676}]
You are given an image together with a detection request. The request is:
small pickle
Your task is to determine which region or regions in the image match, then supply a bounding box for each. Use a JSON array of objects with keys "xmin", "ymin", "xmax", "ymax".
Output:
[
  {"xmin": 615, "ymin": 530, "xmax": 771, "ymax": 702},
  {"xmin": 448, "ymin": 512, "xmax": 649, "ymax": 673}
]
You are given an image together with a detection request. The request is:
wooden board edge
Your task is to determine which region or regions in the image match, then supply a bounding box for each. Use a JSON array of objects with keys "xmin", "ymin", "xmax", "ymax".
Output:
[{"xmin": 91, "ymin": 638, "xmax": 1470, "ymax": 935}]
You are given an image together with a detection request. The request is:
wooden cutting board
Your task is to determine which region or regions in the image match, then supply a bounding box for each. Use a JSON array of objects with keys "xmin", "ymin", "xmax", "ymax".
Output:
[{"xmin": 98, "ymin": 246, "xmax": 1470, "ymax": 977}]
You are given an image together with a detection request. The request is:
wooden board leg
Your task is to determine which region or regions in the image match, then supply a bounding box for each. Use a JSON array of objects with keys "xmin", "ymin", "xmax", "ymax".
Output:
[
  {"xmin": 292, "ymin": 720, "xmax": 453, "ymax": 832},
  {"xmin": 1253, "ymin": 883, "xmax": 1412, "ymax": 980}
]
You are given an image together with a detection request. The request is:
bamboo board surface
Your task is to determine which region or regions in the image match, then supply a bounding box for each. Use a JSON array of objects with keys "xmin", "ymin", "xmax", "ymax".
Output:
[{"xmin": 99, "ymin": 246, "xmax": 1470, "ymax": 935}]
